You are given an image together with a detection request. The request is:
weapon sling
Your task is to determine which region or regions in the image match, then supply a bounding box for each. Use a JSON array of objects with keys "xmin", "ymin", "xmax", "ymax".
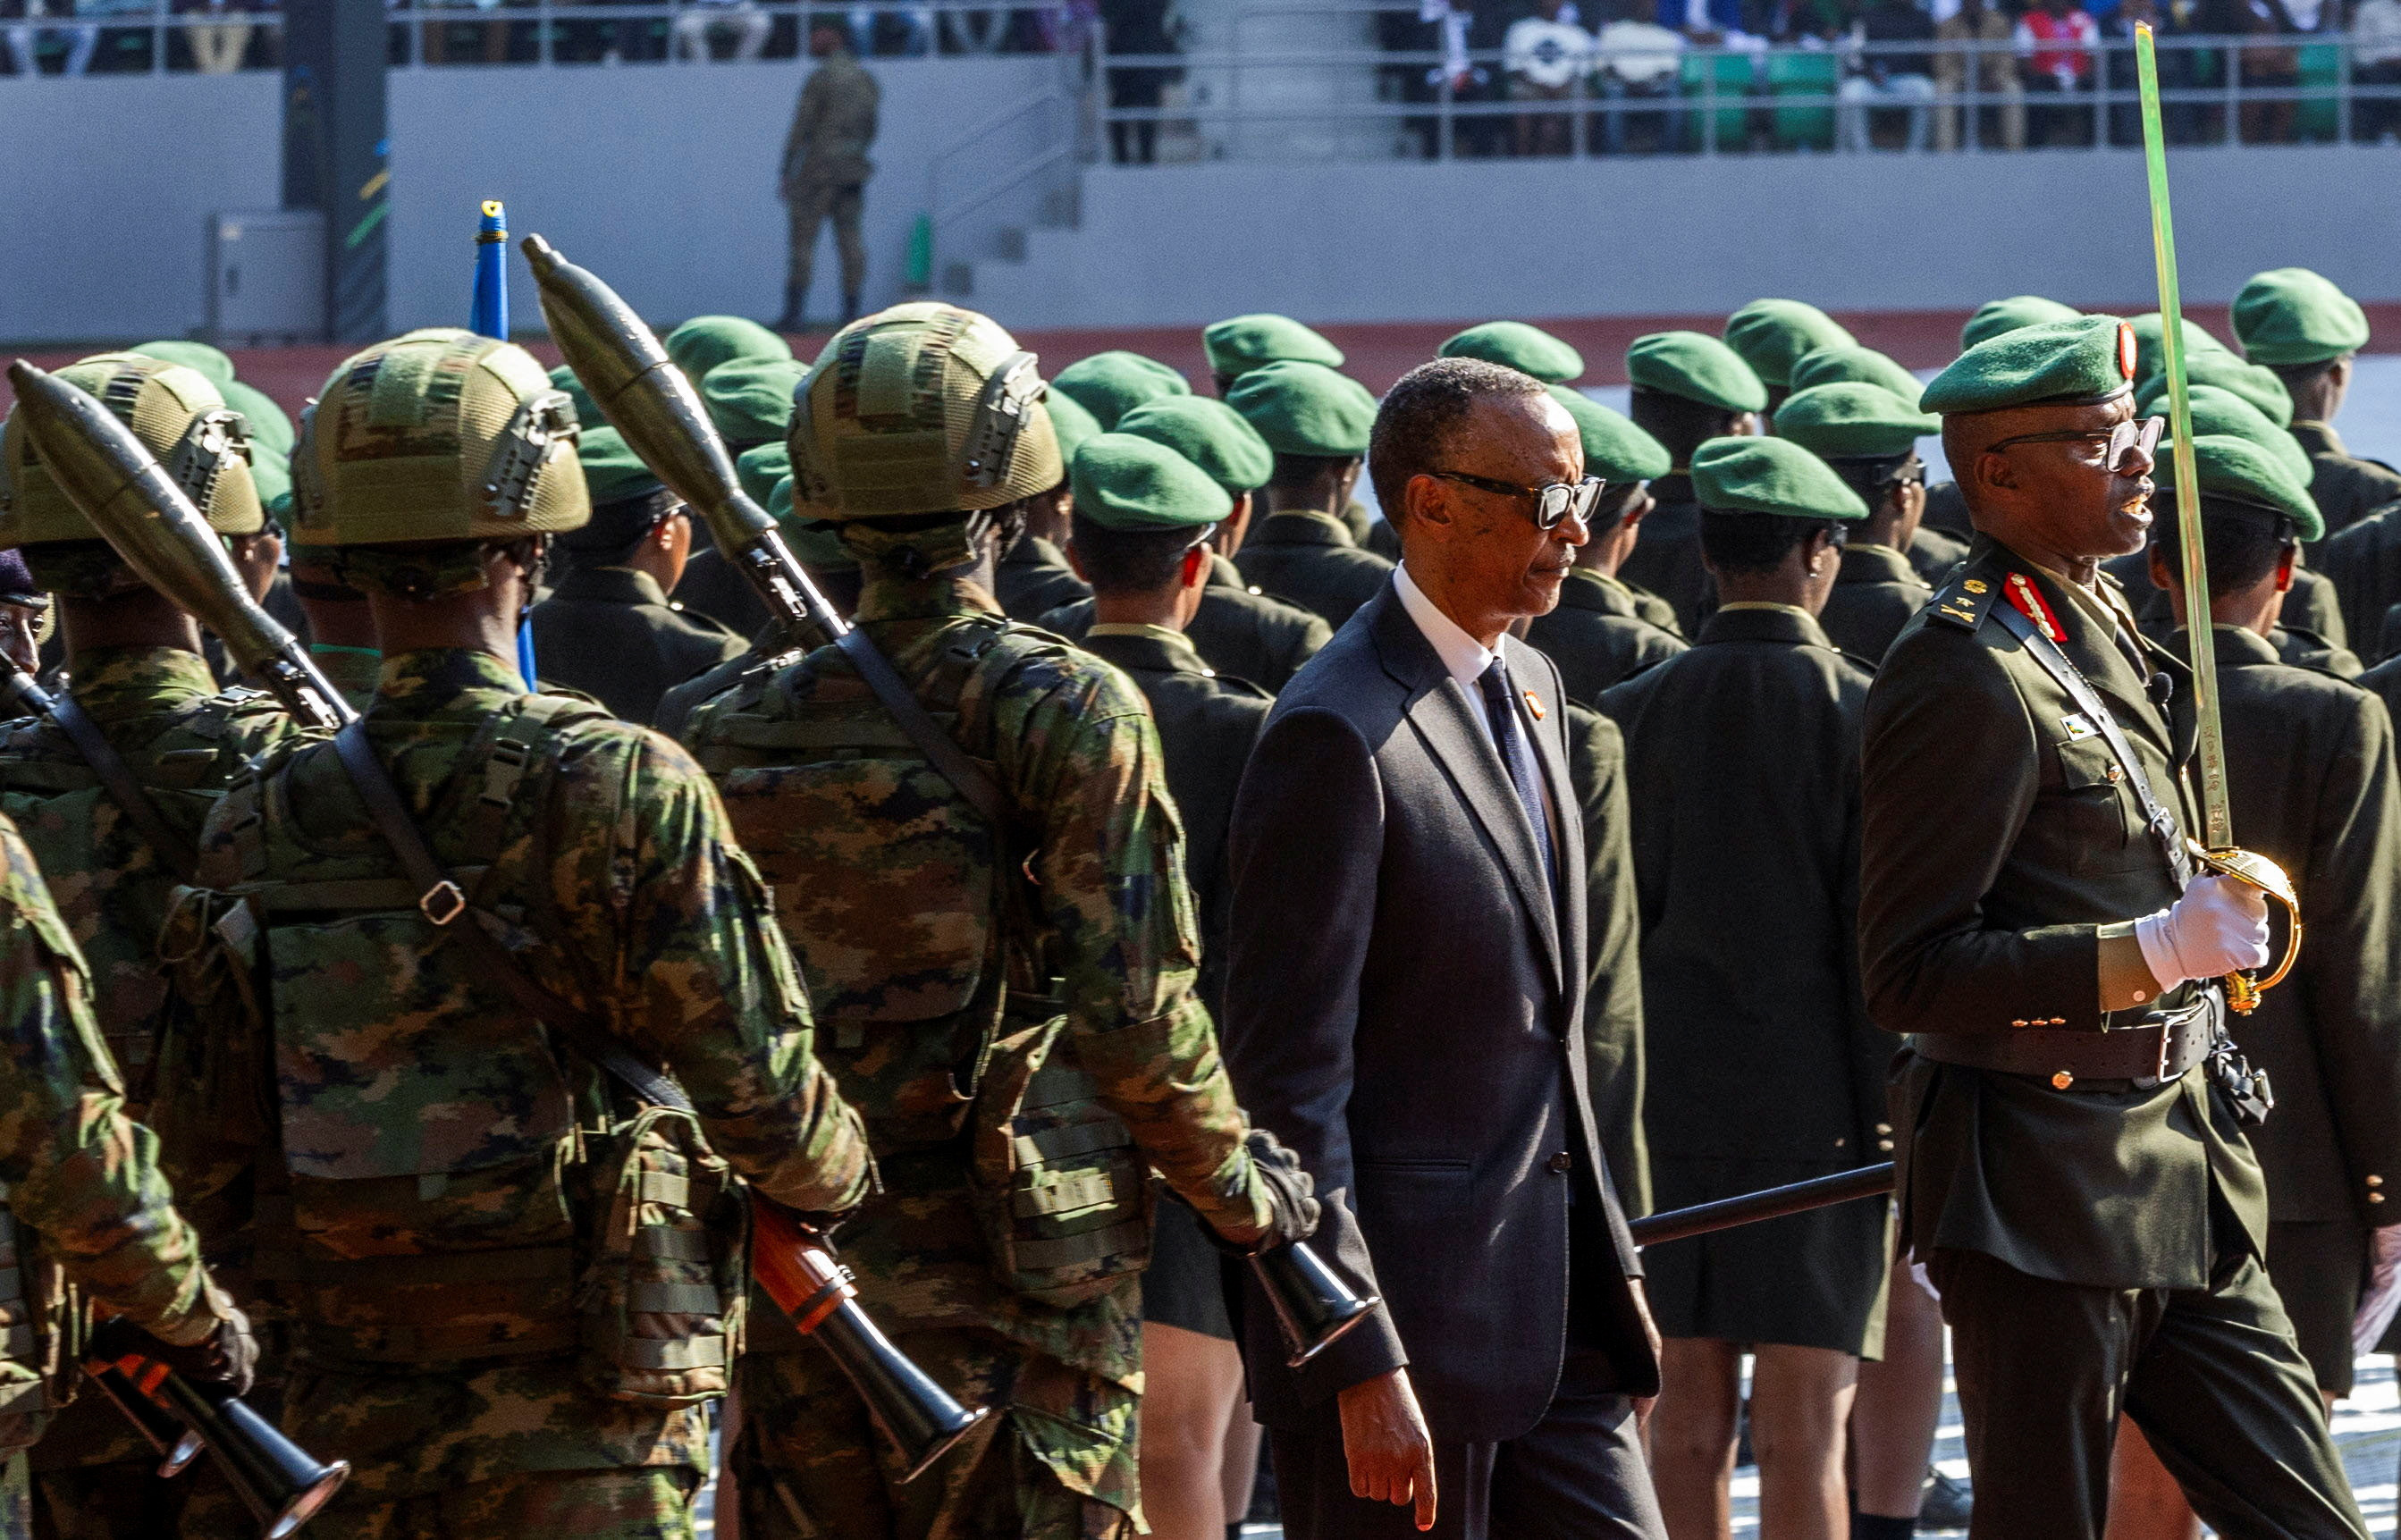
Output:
[{"xmin": 20, "ymin": 675, "xmax": 198, "ymax": 881}]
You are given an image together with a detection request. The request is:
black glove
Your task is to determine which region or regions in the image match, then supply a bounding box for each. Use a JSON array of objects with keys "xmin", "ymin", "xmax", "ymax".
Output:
[
  {"xmin": 134, "ymin": 1305, "xmax": 257, "ymax": 1398},
  {"xmin": 1243, "ymin": 1127, "xmax": 1321, "ymax": 1252}
]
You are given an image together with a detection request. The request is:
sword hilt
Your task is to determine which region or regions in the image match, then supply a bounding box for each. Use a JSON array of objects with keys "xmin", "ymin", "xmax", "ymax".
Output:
[{"xmin": 2192, "ymin": 842, "xmax": 2302, "ymax": 1013}]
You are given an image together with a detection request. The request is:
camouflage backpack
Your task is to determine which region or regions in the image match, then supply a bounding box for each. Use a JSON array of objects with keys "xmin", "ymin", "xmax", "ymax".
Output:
[{"xmin": 156, "ymin": 693, "xmax": 744, "ymax": 1405}]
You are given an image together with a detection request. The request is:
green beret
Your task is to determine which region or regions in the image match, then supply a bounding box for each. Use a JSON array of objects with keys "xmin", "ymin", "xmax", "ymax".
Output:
[
  {"xmin": 1051, "ymin": 351, "xmax": 1191, "ymax": 429},
  {"xmin": 664, "ymin": 316, "xmax": 791, "ymax": 383},
  {"xmin": 702, "ymin": 358, "xmax": 807, "ymax": 449},
  {"xmin": 1203, "ymin": 314, "xmax": 1344, "ymax": 379},
  {"xmin": 1040, "ymin": 391, "xmax": 1104, "ymax": 467},
  {"xmin": 1961, "ymin": 297, "xmax": 2084, "ymax": 352},
  {"xmin": 550, "ymin": 365, "xmax": 604, "ymax": 430},
  {"xmin": 1772, "ymin": 383, "xmax": 1941, "ymax": 460},
  {"xmin": 130, "ymin": 341, "xmax": 234, "ymax": 388},
  {"xmin": 769, "ymin": 475, "xmax": 856, "ymax": 572},
  {"xmin": 1922, "ymin": 316, "xmax": 2137, "ymax": 415},
  {"xmin": 2231, "ymin": 267, "xmax": 2370, "ymax": 366},
  {"xmin": 1546, "ymin": 387, "xmax": 1671, "ymax": 483},
  {"xmin": 1226, "ymin": 360, "xmax": 1377, "ymax": 458},
  {"xmin": 2170, "ymin": 433, "xmax": 2323, "ymax": 541},
  {"xmin": 1721, "ymin": 300, "xmax": 1855, "ymax": 387},
  {"xmin": 1689, "ymin": 435, "xmax": 1867, "ymax": 520},
  {"xmin": 1437, "ymin": 322, "xmax": 1584, "ymax": 384},
  {"xmin": 2127, "ymin": 312, "xmax": 2229, "ymax": 391},
  {"xmin": 1785, "ymin": 346, "xmax": 1925, "ymax": 407},
  {"xmin": 1627, "ymin": 331, "xmax": 1768, "ymax": 414},
  {"xmin": 2179, "ymin": 350, "xmax": 2293, "ymax": 426},
  {"xmin": 1115, "ymin": 397, "xmax": 1275, "ymax": 493},
  {"xmin": 578, "ymin": 427, "xmax": 666, "ymax": 507},
  {"xmin": 2135, "ymin": 381, "xmax": 2313, "ymax": 487},
  {"xmin": 736, "ymin": 441, "xmax": 790, "ymax": 508},
  {"xmin": 1070, "ymin": 433, "xmax": 1232, "ymax": 532},
  {"xmin": 221, "ymin": 380, "xmax": 294, "ymax": 458}
]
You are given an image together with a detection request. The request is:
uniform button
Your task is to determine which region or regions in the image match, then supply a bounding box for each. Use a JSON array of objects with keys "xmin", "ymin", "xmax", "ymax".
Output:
[
  {"xmin": 2372, "ymin": 1192, "xmax": 2388, "ymax": 1205},
  {"xmin": 2052, "ymin": 1071, "xmax": 2075, "ymax": 1090},
  {"xmin": 1547, "ymin": 1152, "xmax": 1572, "ymax": 1174},
  {"xmin": 1878, "ymin": 1139, "xmax": 1895, "ymax": 1153},
  {"xmin": 2133, "ymin": 989, "xmax": 2150, "ymax": 1003},
  {"xmin": 1875, "ymin": 1122, "xmax": 1892, "ymax": 1136},
  {"xmin": 1834, "ymin": 1137, "xmax": 1847, "ymax": 1149},
  {"xmin": 2011, "ymin": 1019, "xmax": 2030, "ymax": 1028},
  {"xmin": 2369, "ymin": 1175, "xmax": 2385, "ymax": 1188},
  {"xmin": 2048, "ymin": 1017, "xmax": 2068, "ymax": 1026}
]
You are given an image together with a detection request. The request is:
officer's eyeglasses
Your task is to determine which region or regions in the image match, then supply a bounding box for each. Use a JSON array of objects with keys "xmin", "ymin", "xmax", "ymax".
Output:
[
  {"xmin": 1428, "ymin": 470, "xmax": 1609, "ymax": 530},
  {"xmin": 1987, "ymin": 416, "xmax": 2163, "ymax": 473}
]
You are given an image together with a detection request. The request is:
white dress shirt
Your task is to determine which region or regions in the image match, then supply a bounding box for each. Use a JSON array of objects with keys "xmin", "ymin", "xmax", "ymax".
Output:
[{"xmin": 1394, "ymin": 563, "xmax": 1560, "ymax": 842}]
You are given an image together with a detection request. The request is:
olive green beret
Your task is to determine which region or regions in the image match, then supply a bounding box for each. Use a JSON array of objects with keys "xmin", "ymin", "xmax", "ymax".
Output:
[
  {"xmin": 736, "ymin": 441, "xmax": 790, "ymax": 508},
  {"xmin": 577, "ymin": 426, "xmax": 665, "ymax": 507},
  {"xmin": 550, "ymin": 365, "xmax": 604, "ymax": 430},
  {"xmin": 1070, "ymin": 433, "xmax": 1233, "ymax": 532},
  {"xmin": 2178, "ymin": 350, "xmax": 2293, "ymax": 426},
  {"xmin": 2169, "ymin": 433, "xmax": 2323, "ymax": 541},
  {"xmin": 1785, "ymin": 345, "xmax": 1925, "ymax": 407},
  {"xmin": 2127, "ymin": 312, "xmax": 2228, "ymax": 392},
  {"xmin": 1689, "ymin": 435, "xmax": 1867, "ymax": 520},
  {"xmin": 2135, "ymin": 381, "xmax": 2313, "ymax": 486},
  {"xmin": 222, "ymin": 379, "xmax": 294, "ymax": 458},
  {"xmin": 2231, "ymin": 267, "xmax": 2370, "ymax": 366},
  {"xmin": 1721, "ymin": 300, "xmax": 1855, "ymax": 387},
  {"xmin": 1115, "ymin": 397, "xmax": 1275, "ymax": 493},
  {"xmin": 1040, "ymin": 391, "xmax": 1104, "ymax": 467},
  {"xmin": 1627, "ymin": 331, "xmax": 1768, "ymax": 414},
  {"xmin": 702, "ymin": 357, "xmax": 807, "ymax": 449},
  {"xmin": 1051, "ymin": 351, "xmax": 1191, "ymax": 429},
  {"xmin": 1438, "ymin": 322, "xmax": 1584, "ymax": 383},
  {"xmin": 1772, "ymin": 383, "xmax": 1940, "ymax": 460},
  {"xmin": 769, "ymin": 474, "xmax": 857, "ymax": 572},
  {"xmin": 1203, "ymin": 314, "xmax": 1344, "ymax": 379},
  {"xmin": 1921, "ymin": 316, "xmax": 2137, "ymax": 415},
  {"xmin": 665, "ymin": 315, "xmax": 791, "ymax": 383},
  {"xmin": 1961, "ymin": 296, "xmax": 2083, "ymax": 352},
  {"xmin": 1546, "ymin": 387, "xmax": 1671, "ymax": 483},
  {"xmin": 1226, "ymin": 360, "xmax": 1377, "ymax": 458},
  {"xmin": 130, "ymin": 341, "xmax": 235, "ymax": 388}
]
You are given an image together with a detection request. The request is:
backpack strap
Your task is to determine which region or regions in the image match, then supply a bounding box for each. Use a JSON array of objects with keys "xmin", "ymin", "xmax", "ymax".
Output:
[
  {"xmin": 834, "ymin": 627, "xmax": 1012, "ymax": 833},
  {"xmin": 13, "ymin": 667, "xmax": 197, "ymax": 882},
  {"xmin": 326, "ymin": 719, "xmax": 695, "ymax": 1117}
]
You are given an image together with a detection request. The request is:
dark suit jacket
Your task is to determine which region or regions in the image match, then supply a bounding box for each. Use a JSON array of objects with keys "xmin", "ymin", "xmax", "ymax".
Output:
[{"xmin": 1224, "ymin": 583, "xmax": 1656, "ymax": 1443}]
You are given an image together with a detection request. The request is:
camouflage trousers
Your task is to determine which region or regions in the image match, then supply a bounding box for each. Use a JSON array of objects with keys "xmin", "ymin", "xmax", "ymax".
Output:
[
  {"xmin": 33, "ymin": 1459, "xmax": 258, "ymax": 1540},
  {"xmin": 731, "ymin": 1327, "xmax": 1134, "ymax": 1540},
  {"xmin": 285, "ymin": 1468, "xmax": 696, "ymax": 1540}
]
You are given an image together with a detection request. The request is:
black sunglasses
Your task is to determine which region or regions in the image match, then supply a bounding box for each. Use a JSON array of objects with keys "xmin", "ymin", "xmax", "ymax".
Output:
[{"xmin": 1428, "ymin": 469, "xmax": 1609, "ymax": 531}]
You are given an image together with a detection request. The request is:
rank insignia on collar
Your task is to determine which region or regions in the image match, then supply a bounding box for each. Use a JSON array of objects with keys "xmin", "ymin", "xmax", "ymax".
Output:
[
  {"xmin": 1522, "ymin": 690, "xmax": 1546, "ymax": 720},
  {"xmin": 1963, "ymin": 578, "xmax": 1990, "ymax": 593}
]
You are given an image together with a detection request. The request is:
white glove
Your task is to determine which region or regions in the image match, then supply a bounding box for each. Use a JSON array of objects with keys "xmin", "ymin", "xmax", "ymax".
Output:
[{"xmin": 2133, "ymin": 874, "xmax": 2270, "ymax": 989}]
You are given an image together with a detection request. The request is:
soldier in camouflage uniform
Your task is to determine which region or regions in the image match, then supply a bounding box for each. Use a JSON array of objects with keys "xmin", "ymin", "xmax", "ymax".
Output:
[
  {"xmin": 0, "ymin": 352, "xmax": 297, "ymax": 1539},
  {"xmin": 678, "ymin": 303, "xmax": 1318, "ymax": 1539},
  {"xmin": 147, "ymin": 328, "xmax": 872, "ymax": 1540}
]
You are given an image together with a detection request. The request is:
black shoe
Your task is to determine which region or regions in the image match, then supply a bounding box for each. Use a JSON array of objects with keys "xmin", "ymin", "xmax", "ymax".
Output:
[{"xmin": 1918, "ymin": 1468, "xmax": 1972, "ymax": 1530}]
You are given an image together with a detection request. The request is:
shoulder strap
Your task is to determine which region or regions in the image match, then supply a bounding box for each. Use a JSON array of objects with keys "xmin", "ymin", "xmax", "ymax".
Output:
[
  {"xmin": 833, "ymin": 627, "xmax": 1011, "ymax": 831},
  {"xmin": 326, "ymin": 720, "xmax": 696, "ymax": 1115},
  {"xmin": 42, "ymin": 689, "xmax": 198, "ymax": 882},
  {"xmin": 1990, "ymin": 601, "xmax": 2194, "ymax": 885}
]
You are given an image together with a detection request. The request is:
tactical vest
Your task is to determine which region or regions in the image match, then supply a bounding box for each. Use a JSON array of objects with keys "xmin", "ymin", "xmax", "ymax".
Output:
[
  {"xmin": 160, "ymin": 694, "xmax": 742, "ymax": 1404},
  {"xmin": 684, "ymin": 616, "xmax": 1153, "ymax": 1307}
]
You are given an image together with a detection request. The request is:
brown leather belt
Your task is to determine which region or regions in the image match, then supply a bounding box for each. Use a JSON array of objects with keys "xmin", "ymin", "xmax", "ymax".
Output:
[{"xmin": 1908, "ymin": 992, "xmax": 2219, "ymax": 1088}]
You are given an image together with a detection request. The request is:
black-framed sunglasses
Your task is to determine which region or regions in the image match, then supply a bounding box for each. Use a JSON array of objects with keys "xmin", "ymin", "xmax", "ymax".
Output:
[
  {"xmin": 1987, "ymin": 416, "xmax": 2163, "ymax": 472},
  {"xmin": 1428, "ymin": 469, "xmax": 1609, "ymax": 530}
]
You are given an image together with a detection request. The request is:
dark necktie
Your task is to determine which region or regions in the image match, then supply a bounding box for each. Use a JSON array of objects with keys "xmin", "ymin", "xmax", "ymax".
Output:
[{"xmin": 1477, "ymin": 657, "xmax": 1555, "ymax": 896}]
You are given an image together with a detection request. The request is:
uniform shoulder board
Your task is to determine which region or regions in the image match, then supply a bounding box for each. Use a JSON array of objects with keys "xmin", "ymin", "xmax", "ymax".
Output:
[{"xmin": 1928, "ymin": 571, "xmax": 1999, "ymax": 631}]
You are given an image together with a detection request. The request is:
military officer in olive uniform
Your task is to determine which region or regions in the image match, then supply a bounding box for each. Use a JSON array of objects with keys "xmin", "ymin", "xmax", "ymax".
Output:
[
  {"xmin": 1203, "ymin": 313, "xmax": 1345, "ymax": 399},
  {"xmin": 1862, "ymin": 315, "xmax": 2367, "ymax": 1539},
  {"xmin": 1437, "ymin": 321, "xmax": 1585, "ymax": 386},
  {"xmin": 1052, "ymin": 350, "xmax": 1191, "ymax": 431},
  {"xmin": 1599, "ymin": 437, "xmax": 1889, "ymax": 1540},
  {"xmin": 1922, "ymin": 299, "xmax": 2086, "ymax": 544},
  {"xmin": 1775, "ymin": 382, "xmax": 1942, "ymax": 663},
  {"xmin": 994, "ymin": 392, "xmax": 1102, "ymax": 622},
  {"xmin": 1226, "ymin": 361, "xmax": 1391, "ymax": 627},
  {"xmin": 1619, "ymin": 332, "xmax": 1766, "ymax": 636},
  {"xmin": 2233, "ymin": 267, "xmax": 2401, "ymax": 543},
  {"xmin": 1722, "ymin": 299, "xmax": 1854, "ymax": 421},
  {"xmin": 2105, "ymin": 434, "xmax": 2401, "ymax": 1540},
  {"xmin": 1782, "ymin": 347, "xmax": 1968, "ymax": 586},
  {"xmin": 527, "ymin": 427, "xmax": 746, "ymax": 723},
  {"xmin": 1040, "ymin": 396, "xmax": 1331, "ymax": 691},
  {"xmin": 1524, "ymin": 390, "xmax": 1686, "ymax": 703}
]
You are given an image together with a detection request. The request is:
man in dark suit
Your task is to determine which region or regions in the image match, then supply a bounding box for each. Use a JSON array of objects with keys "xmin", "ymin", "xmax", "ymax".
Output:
[{"xmin": 1224, "ymin": 358, "xmax": 1664, "ymax": 1540}]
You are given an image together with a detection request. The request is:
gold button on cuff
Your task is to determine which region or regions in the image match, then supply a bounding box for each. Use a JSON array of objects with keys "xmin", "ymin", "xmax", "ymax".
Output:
[
  {"xmin": 2369, "ymin": 1176, "xmax": 2385, "ymax": 1188},
  {"xmin": 2372, "ymin": 1192, "xmax": 2388, "ymax": 1205},
  {"xmin": 2133, "ymin": 990, "xmax": 2149, "ymax": 1002},
  {"xmin": 2048, "ymin": 1017, "xmax": 2068, "ymax": 1026},
  {"xmin": 1875, "ymin": 1123, "xmax": 1892, "ymax": 1136},
  {"xmin": 1878, "ymin": 1140, "xmax": 1895, "ymax": 1153},
  {"xmin": 2051, "ymin": 1071, "xmax": 2075, "ymax": 1090},
  {"xmin": 2011, "ymin": 1019, "xmax": 2030, "ymax": 1028}
]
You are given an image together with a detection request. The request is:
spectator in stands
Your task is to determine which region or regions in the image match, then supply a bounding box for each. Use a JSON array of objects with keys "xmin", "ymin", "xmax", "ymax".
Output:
[
  {"xmin": 674, "ymin": 0, "xmax": 769, "ymax": 59},
  {"xmin": 1596, "ymin": 1, "xmax": 1688, "ymax": 151},
  {"xmin": 1504, "ymin": 0, "xmax": 1596, "ymax": 154},
  {"xmin": 1102, "ymin": 0, "xmax": 1181, "ymax": 162},
  {"xmin": 778, "ymin": 18, "xmax": 879, "ymax": 330},
  {"xmin": 1935, "ymin": 0, "xmax": 2026, "ymax": 147},
  {"xmin": 2018, "ymin": 0, "xmax": 2099, "ymax": 144},
  {"xmin": 2357, "ymin": 0, "xmax": 2401, "ymax": 139},
  {"xmin": 2102, "ymin": 0, "xmax": 2185, "ymax": 143},
  {"xmin": 1839, "ymin": 0, "xmax": 1937, "ymax": 149},
  {"xmin": 2237, "ymin": 0, "xmax": 2304, "ymax": 142},
  {"xmin": 174, "ymin": 0, "xmax": 250, "ymax": 71}
]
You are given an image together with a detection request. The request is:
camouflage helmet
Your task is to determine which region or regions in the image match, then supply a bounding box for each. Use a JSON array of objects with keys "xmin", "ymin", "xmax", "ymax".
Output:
[
  {"xmin": 0, "ymin": 351, "xmax": 263, "ymax": 548},
  {"xmin": 787, "ymin": 302, "xmax": 1062, "ymax": 522},
  {"xmin": 292, "ymin": 328, "xmax": 586, "ymax": 548}
]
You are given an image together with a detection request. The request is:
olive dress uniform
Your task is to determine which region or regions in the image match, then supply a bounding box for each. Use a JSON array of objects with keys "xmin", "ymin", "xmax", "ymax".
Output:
[
  {"xmin": 1908, "ymin": 523, "xmax": 1971, "ymax": 585},
  {"xmin": 1861, "ymin": 539, "xmax": 2365, "ymax": 1540},
  {"xmin": 1230, "ymin": 510, "xmax": 1394, "ymax": 629},
  {"xmin": 2291, "ymin": 420, "xmax": 2401, "ymax": 541},
  {"xmin": 2104, "ymin": 550, "xmax": 2357, "ymax": 671},
  {"xmin": 1040, "ymin": 554, "xmax": 1329, "ymax": 692},
  {"xmin": 2316, "ymin": 501, "xmax": 2401, "ymax": 664},
  {"xmin": 1818, "ymin": 543, "xmax": 1932, "ymax": 664},
  {"xmin": 1613, "ymin": 478, "xmax": 1709, "ymax": 638},
  {"xmin": 2167, "ymin": 622, "xmax": 2401, "ymax": 1394},
  {"xmin": 1919, "ymin": 479, "xmax": 1972, "ymax": 543},
  {"xmin": 527, "ymin": 566, "xmax": 747, "ymax": 724},
  {"xmin": 992, "ymin": 532, "xmax": 1090, "ymax": 622},
  {"xmin": 2366, "ymin": 651, "xmax": 2401, "ymax": 723},
  {"xmin": 1524, "ymin": 568, "xmax": 1689, "ymax": 706},
  {"xmin": 1565, "ymin": 699, "xmax": 1650, "ymax": 1216},
  {"xmin": 670, "ymin": 547, "xmax": 773, "ymax": 641},
  {"xmin": 1601, "ymin": 605, "xmax": 1888, "ymax": 1353}
]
